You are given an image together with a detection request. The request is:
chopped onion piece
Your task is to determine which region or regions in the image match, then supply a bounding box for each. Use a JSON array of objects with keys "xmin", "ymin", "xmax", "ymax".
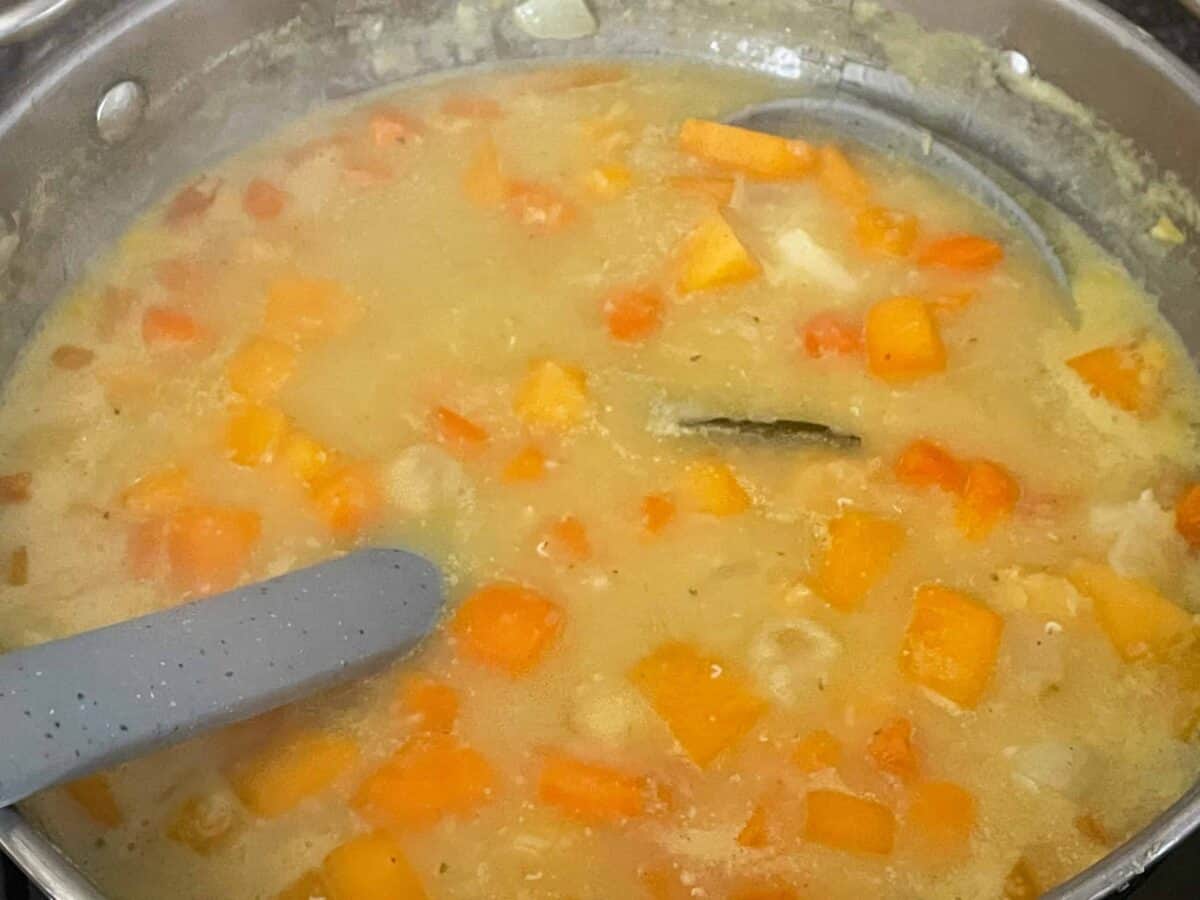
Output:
[
  {"xmin": 513, "ymin": 0, "xmax": 598, "ymax": 40},
  {"xmin": 773, "ymin": 226, "xmax": 857, "ymax": 293}
]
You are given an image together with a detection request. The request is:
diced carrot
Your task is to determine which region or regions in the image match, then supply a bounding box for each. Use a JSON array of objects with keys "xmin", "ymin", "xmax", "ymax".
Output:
[
  {"xmin": 452, "ymin": 582, "xmax": 563, "ymax": 676},
  {"xmin": 142, "ymin": 307, "xmax": 205, "ymax": 346},
  {"xmin": 65, "ymin": 773, "xmax": 123, "ymax": 828},
  {"xmin": 440, "ymin": 94, "xmax": 503, "ymax": 120},
  {"xmin": 817, "ymin": 145, "xmax": 871, "ymax": 209},
  {"xmin": 462, "ymin": 135, "xmax": 508, "ymax": 209},
  {"xmin": 370, "ymin": 107, "xmax": 425, "ymax": 147},
  {"xmin": 678, "ymin": 119, "xmax": 816, "ymax": 179},
  {"xmin": 165, "ymin": 178, "xmax": 220, "ymax": 227},
  {"xmin": 276, "ymin": 870, "xmax": 328, "ymax": 900},
  {"xmin": 867, "ymin": 717, "xmax": 920, "ymax": 782},
  {"xmin": 585, "ymin": 164, "xmax": 633, "ymax": 199},
  {"xmin": 801, "ymin": 312, "xmax": 863, "ymax": 359},
  {"xmin": 121, "ymin": 465, "xmax": 193, "ymax": 516},
  {"xmin": 1066, "ymin": 342, "xmax": 1159, "ymax": 416},
  {"xmin": 865, "ymin": 296, "xmax": 946, "ymax": 382},
  {"xmin": 676, "ymin": 212, "xmax": 760, "ymax": 295},
  {"xmin": 231, "ymin": 731, "xmax": 358, "ymax": 818},
  {"xmin": 1003, "ymin": 858, "xmax": 1042, "ymax": 900},
  {"xmin": 737, "ymin": 803, "xmax": 770, "ymax": 848},
  {"xmin": 51, "ymin": 344, "xmax": 95, "ymax": 370},
  {"xmin": 1176, "ymin": 484, "xmax": 1200, "ymax": 549},
  {"xmin": 808, "ymin": 510, "xmax": 905, "ymax": 611},
  {"xmin": 432, "ymin": 406, "xmax": 489, "ymax": 458},
  {"xmin": 514, "ymin": 359, "xmax": 589, "ymax": 428},
  {"xmin": 669, "ymin": 174, "xmax": 736, "ymax": 205},
  {"xmin": 322, "ymin": 831, "xmax": 427, "ymax": 900},
  {"xmin": 681, "ymin": 458, "xmax": 751, "ymax": 517},
  {"xmin": 155, "ymin": 257, "xmax": 208, "ymax": 295},
  {"xmin": 0, "ymin": 471, "xmax": 31, "ymax": 504},
  {"xmin": 310, "ymin": 464, "xmax": 383, "ymax": 536},
  {"xmin": 855, "ymin": 207, "xmax": 918, "ymax": 257},
  {"xmin": 629, "ymin": 642, "xmax": 766, "ymax": 766},
  {"xmin": 954, "ymin": 459, "xmax": 1020, "ymax": 540},
  {"xmin": 226, "ymin": 336, "xmax": 297, "ymax": 402},
  {"xmin": 399, "ymin": 674, "xmax": 459, "ymax": 734},
  {"xmin": 279, "ymin": 431, "xmax": 330, "ymax": 486},
  {"xmin": 894, "ymin": 439, "xmax": 966, "ymax": 494},
  {"xmin": 166, "ymin": 505, "xmax": 261, "ymax": 594},
  {"xmin": 126, "ymin": 519, "xmax": 165, "ymax": 581},
  {"xmin": 793, "ymin": 729, "xmax": 841, "ymax": 774},
  {"xmin": 502, "ymin": 445, "xmax": 547, "ymax": 483},
  {"xmin": 899, "ymin": 585, "xmax": 1004, "ymax": 708},
  {"xmin": 641, "ymin": 493, "xmax": 676, "ymax": 536},
  {"xmin": 8, "ymin": 546, "xmax": 28, "ymax": 587},
  {"xmin": 541, "ymin": 515, "xmax": 592, "ymax": 563},
  {"xmin": 352, "ymin": 734, "xmax": 494, "ymax": 829},
  {"xmin": 537, "ymin": 752, "xmax": 646, "ymax": 823},
  {"xmin": 504, "ymin": 180, "xmax": 578, "ymax": 235},
  {"xmin": 242, "ymin": 178, "xmax": 289, "ymax": 221},
  {"xmin": 166, "ymin": 793, "xmax": 241, "ymax": 855},
  {"xmin": 1075, "ymin": 813, "xmax": 1110, "ymax": 845},
  {"xmin": 604, "ymin": 286, "xmax": 664, "ymax": 342},
  {"xmin": 918, "ymin": 235, "xmax": 1004, "ymax": 271},
  {"xmin": 909, "ymin": 781, "xmax": 976, "ymax": 851},
  {"xmin": 804, "ymin": 789, "xmax": 895, "ymax": 855},
  {"xmin": 265, "ymin": 276, "xmax": 358, "ymax": 347},
  {"xmin": 1068, "ymin": 560, "xmax": 1192, "ymax": 661},
  {"xmin": 226, "ymin": 405, "xmax": 288, "ymax": 467}
]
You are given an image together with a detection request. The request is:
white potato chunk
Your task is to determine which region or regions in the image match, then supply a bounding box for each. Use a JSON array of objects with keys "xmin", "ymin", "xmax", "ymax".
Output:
[
  {"xmin": 384, "ymin": 443, "xmax": 471, "ymax": 516},
  {"xmin": 1011, "ymin": 741, "xmax": 1097, "ymax": 800},
  {"xmin": 771, "ymin": 226, "xmax": 858, "ymax": 293},
  {"xmin": 568, "ymin": 681, "xmax": 648, "ymax": 746},
  {"xmin": 1090, "ymin": 489, "xmax": 1187, "ymax": 583},
  {"xmin": 748, "ymin": 617, "xmax": 842, "ymax": 706}
]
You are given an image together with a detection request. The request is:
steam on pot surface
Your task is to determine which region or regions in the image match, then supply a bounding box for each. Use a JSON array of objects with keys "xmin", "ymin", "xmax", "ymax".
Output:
[{"xmin": 0, "ymin": 4, "xmax": 1199, "ymax": 900}]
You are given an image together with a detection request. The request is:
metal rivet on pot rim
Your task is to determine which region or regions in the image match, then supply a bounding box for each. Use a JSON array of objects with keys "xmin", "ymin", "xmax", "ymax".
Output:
[{"xmin": 95, "ymin": 80, "xmax": 146, "ymax": 144}]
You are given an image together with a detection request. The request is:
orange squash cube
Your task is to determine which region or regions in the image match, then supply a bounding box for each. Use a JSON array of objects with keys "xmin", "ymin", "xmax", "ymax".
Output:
[
  {"xmin": 918, "ymin": 234, "xmax": 1004, "ymax": 271},
  {"xmin": 242, "ymin": 178, "xmax": 289, "ymax": 221},
  {"xmin": 322, "ymin": 832, "xmax": 427, "ymax": 900},
  {"xmin": 1068, "ymin": 561, "xmax": 1192, "ymax": 661},
  {"xmin": 432, "ymin": 406, "xmax": 489, "ymax": 458},
  {"xmin": 65, "ymin": 773, "xmax": 123, "ymax": 828},
  {"xmin": 121, "ymin": 465, "xmax": 193, "ymax": 516},
  {"xmin": 894, "ymin": 439, "xmax": 966, "ymax": 494},
  {"xmin": 265, "ymin": 276, "xmax": 358, "ymax": 346},
  {"xmin": 399, "ymin": 674, "xmax": 459, "ymax": 734},
  {"xmin": 352, "ymin": 734, "xmax": 495, "ymax": 829},
  {"xmin": 804, "ymin": 789, "xmax": 895, "ymax": 855},
  {"xmin": 856, "ymin": 207, "xmax": 918, "ymax": 257},
  {"xmin": 678, "ymin": 119, "xmax": 816, "ymax": 179},
  {"xmin": 226, "ymin": 405, "xmax": 288, "ymax": 467},
  {"xmin": 793, "ymin": 729, "xmax": 841, "ymax": 774},
  {"xmin": 142, "ymin": 306, "xmax": 205, "ymax": 346},
  {"xmin": 954, "ymin": 459, "xmax": 1020, "ymax": 541},
  {"xmin": 452, "ymin": 582, "xmax": 563, "ymax": 676},
  {"xmin": 817, "ymin": 145, "xmax": 871, "ymax": 209},
  {"xmin": 502, "ymin": 445, "xmax": 547, "ymax": 483},
  {"xmin": 641, "ymin": 493, "xmax": 676, "ymax": 536},
  {"xmin": 629, "ymin": 642, "xmax": 766, "ymax": 766},
  {"xmin": 669, "ymin": 174, "xmax": 736, "ymax": 205},
  {"xmin": 737, "ymin": 803, "xmax": 770, "ymax": 848},
  {"xmin": 166, "ymin": 792, "xmax": 241, "ymax": 855},
  {"xmin": 226, "ymin": 336, "xmax": 297, "ymax": 401},
  {"xmin": 867, "ymin": 717, "xmax": 920, "ymax": 782},
  {"xmin": 541, "ymin": 515, "xmax": 592, "ymax": 563},
  {"xmin": 310, "ymin": 464, "xmax": 382, "ymax": 535},
  {"xmin": 536, "ymin": 752, "xmax": 646, "ymax": 823},
  {"xmin": 514, "ymin": 359, "xmax": 589, "ymax": 428},
  {"xmin": 681, "ymin": 459, "xmax": 751, "ymax": 517},
  {"xmin": 809, "ymin": 510, "xmax": 905, "ymax": 610},
  {"xmin": 1067, "ymin": 342, "xmax": 1159, "ymax": 416},
  {"xmin": 279, "ymin": 431, "xmax": 331, "ymax": 485},
  {"xmin": 585, "ymin": 163, "xmax": 633, "ymax": 199},
  {"xmin": 676, "ymin": 212, "xmax": 761, "ymax": 295},
  {"xmin": 166, "ymin": 505, "xmax": 261, "ymax": 594},
  {"xmin": 866, "ymin": 296, "xmax": 946, "ymax": 382},
  {"xmin": 899, "ymin": 585, "xmax": 1004, "ymax": 708},
  {"xmin": 230, "ymin": 731, "xmax": 358, "ymax": 818},
  {"xmin": 909, "ymin": 781, "xmax": 977, "ymax": 851},
  {"xmin": 604, "ymin": 286, "xmax": 664, "ymax": 342},
  {"xmin": 1176, "ymin": 484, "xmax": 1200, "ymax": 549}
]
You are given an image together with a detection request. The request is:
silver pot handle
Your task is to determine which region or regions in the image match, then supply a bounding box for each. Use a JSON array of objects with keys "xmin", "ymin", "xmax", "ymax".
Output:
[{"xmin": 0, "ymin": 0, "xmax": 80, "ymax": 45}]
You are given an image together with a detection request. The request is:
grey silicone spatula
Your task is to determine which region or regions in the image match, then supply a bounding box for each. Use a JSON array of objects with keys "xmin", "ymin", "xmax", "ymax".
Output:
[
  {"xmin": 724, "ymin": 94, "xmax": 1077, "ymax": 319},
  {"xmin": 0, "ymin": 548, "xmax": 442, "ymax": 808}
]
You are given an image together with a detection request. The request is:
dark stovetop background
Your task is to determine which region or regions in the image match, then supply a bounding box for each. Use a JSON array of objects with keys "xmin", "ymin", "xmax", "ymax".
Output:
[{"xmin": 3, "ymin": 1, "xmax": 1200, "ymax": 898}]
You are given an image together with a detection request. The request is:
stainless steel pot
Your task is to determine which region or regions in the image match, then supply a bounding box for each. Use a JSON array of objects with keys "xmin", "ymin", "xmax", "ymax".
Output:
[{"xmin": 0, "ymin": 1, "xmax": 1197, "ymax": 897}]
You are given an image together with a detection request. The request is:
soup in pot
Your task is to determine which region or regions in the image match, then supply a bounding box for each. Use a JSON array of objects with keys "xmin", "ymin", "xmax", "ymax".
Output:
[{"xmin": 2, "ymin": 62, "xmax": 1200, "ymax": 900}]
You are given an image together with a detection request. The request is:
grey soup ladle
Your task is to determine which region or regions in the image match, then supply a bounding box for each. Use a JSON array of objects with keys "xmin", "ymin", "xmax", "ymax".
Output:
[
  {"xmin": 0, "ymin": 548, "xmax": 442, "ymax": 809},
  {"xmin": 725, "ymin": 95, "xmax": 1076, "ymax": 319}
]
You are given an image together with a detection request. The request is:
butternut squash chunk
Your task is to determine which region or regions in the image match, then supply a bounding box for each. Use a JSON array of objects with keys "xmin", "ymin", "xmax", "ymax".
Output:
[
  {"xmin": 899, "ymin": 585, "xmax": 1004, "ymax": 708},
  {"xmin": 865, "ymin": 296, "xmax": 946, "ymax": 382},
  {"xmin": 809, "ymin": 510, "xmax": 905, "ymax": 610},
  {"xmin": 230, "ymin": 731, "xmax": 358, "ymax": 818},
  {"xmin": 676, "ymin": 212, "xmax": 760, "ymax": 295},
  {"xmin": 452, "ymin": 582, "xmax": 564, "ymax": 676},
  {"xmin": 322, "ymin": 832, "xmax": 427, "ymax": 900},
  {"xmin": 536, "ymin": 752, "xmax": 646, "ymax": 823},
  {"xmin": 1069, "ymin": 561, "xmax": 1192, "ymax": 660},
  {"xmin": 804, "ymin": 789, "xmax": 895, "ymax": 855}
]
